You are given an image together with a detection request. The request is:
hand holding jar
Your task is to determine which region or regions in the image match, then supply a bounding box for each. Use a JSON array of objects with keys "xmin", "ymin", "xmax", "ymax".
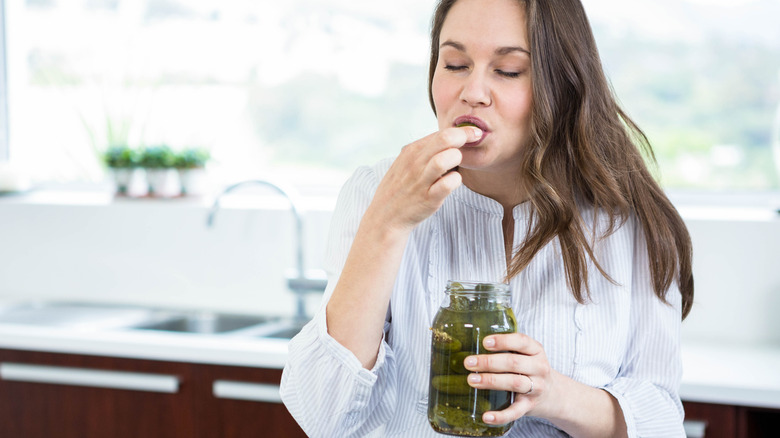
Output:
[
  {"xmin": 428, "ymin": 281, "xmax": 562, "ymax": 436},
  {"xmin": 463, "ymin": 331, "xmax": 557, "ymax": 427}
]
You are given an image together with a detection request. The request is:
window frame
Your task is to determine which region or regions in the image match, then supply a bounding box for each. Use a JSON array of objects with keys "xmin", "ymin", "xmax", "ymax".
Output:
[{"xmin": 0, "ymin": 0, "xmax": 9, "ymax": 161}]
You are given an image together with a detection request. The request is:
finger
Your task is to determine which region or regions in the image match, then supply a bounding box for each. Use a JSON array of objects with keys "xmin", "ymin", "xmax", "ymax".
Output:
[
  {"xmin": 482, "ymin": 398, "xmax": 533, "ymax": 426},
  {"xmin": 467, "ymin": 371, "xmax": 536, "ymax": 395},
  {"xmin": 411, "ymin": 126, "xmax": 482, "ymax": 156},
  {"xmin": 397, "ymin": 126, "xmax": 478, "ymax": 172},
  {"xmin": 483, "ymin": 332, "xmax": 543, "ymax": 355},
  {"xmin": 439, "ymin": 126, "xmax": 483, "ymax": 147},
  {"xmin": 421, "ymin": 147, "xmax": 462, "ymax": 182},
  {"xmin": 428, "ymin": 169, "xmax": 462, "ymax": 201},
  {"xmin": 464, "ymin": 352, "xmax": 543, "ymax": 375}
]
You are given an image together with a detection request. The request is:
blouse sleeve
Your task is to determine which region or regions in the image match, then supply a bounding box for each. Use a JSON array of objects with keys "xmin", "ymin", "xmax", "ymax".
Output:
[
  {"xmin": 280, "ymin": 164, "xmax": 399, "ymax": 438},
  {"xmin": 601, "ymin": 219, "xmax": 687, "ymax": 437}
]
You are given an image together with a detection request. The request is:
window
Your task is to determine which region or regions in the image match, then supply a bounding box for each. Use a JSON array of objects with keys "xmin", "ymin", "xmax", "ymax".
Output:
[
  {"xmin": 584, "ymin": 0, "xmax": 780, "ymax": 191},
  {"xmin": 3, "ymin": 0, "xmax": 438, "ymax": 193},
  {"xmin": 2, "ymin": 0, "xmax": 779, "ymax": 195}
]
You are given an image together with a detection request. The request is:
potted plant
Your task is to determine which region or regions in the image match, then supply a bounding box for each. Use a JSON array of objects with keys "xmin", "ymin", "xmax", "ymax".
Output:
[
  {"xmin": 174, "ymin": 147, "xmax": 211, "ymax": 196},
  {"xmin": 140, "ymin": 145, "xmax": 178, "ymax": 197},
  {"xmin": 102, "ymin": 144, "xmax": 140, "ymax": 195}
]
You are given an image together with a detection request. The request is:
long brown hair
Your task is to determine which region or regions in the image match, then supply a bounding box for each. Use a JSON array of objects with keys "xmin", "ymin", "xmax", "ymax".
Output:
[{"xmin": 428, "ymin": 0, "xmax": 694, "ymax": 319}]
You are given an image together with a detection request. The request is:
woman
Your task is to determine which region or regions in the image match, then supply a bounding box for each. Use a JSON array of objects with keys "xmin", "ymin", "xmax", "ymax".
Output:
[{"xmin": 281, "ymin": 0, "xmax": 694, "ymax": 436}]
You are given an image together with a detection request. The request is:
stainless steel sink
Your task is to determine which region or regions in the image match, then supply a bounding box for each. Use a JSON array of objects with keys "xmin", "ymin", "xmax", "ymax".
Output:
[
  {"xmin": 0, "ymin": 301, "xmax": 303, "ymax": 338},
  {"xmin": 0, "ymin": 301, "xmax": 164, "ymax": 330},
  {"xmin": 261, "ymin": 325, "xmax": 304, "ymax": 339},
  {"xmin": 238, "ymin": 319, "xmax": 308, "ymax": 339},
  {"xmin": 132, "ymin": 312, "xmax": 273, "ymax": 335}
]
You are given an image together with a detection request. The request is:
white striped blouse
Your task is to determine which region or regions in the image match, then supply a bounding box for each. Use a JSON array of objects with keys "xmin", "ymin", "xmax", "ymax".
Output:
[{"xmin": 280, "ymin": 158, "xmax": 686, "ymax": 437}]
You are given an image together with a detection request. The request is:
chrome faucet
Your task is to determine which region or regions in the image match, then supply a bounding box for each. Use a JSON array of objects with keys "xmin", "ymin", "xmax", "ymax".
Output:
[{"xmin": 206, "ymin": 180, "xmax": 327, "ymax": 323}]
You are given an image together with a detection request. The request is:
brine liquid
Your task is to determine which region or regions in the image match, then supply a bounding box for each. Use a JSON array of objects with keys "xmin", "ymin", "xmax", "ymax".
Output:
[{"xmin": 428, "ymin": 307, "xmax": 516, "ymax": 437}]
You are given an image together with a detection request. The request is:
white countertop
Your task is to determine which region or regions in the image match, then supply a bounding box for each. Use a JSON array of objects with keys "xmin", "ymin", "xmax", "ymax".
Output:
[
  {"xmin": 1, "ymin": 322, "xmax": 779, "ymax": 410},
  {"xmin": 0, "ymin": 323, "xmax": 289, "ymax": 369},
  {"xmin": 680, "ymin": 341, "xmax": 780, "ymax": 409}
]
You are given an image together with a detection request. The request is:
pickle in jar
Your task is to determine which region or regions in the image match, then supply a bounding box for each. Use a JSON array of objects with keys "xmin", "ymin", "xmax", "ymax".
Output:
[{"xmin": 428, "ymin": 281, "xmax": 516, "ymax": 436}]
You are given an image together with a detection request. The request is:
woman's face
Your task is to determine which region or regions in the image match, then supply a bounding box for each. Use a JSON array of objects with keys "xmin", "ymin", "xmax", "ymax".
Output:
[{"xmin": 432, "ymin": 0, "xmax": 532, "ymax": 177}]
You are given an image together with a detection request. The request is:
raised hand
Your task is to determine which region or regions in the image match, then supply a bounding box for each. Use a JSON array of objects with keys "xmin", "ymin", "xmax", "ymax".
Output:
[{"xmin": 365, "ymin": 125, "xmax": 483, "ymax": 234}]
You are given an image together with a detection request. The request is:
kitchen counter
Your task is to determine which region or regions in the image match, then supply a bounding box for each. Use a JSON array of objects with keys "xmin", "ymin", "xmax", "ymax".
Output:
[
  {"xmin": 2, "ymin": 321, "xmax": 779, "ymax": 410},
  {"xmin": 0, "ymin": 322, "xmax": 289, "ymax": 369},
  {"xmin": 680, "ymin": 341, "xmax": 780, "ymax": 409}
]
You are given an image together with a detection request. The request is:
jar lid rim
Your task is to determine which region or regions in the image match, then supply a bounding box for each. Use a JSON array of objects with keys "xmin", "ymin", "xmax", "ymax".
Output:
[{"xmin": 445, "ymin": 280, "xmax": 510, "ymax": 292}]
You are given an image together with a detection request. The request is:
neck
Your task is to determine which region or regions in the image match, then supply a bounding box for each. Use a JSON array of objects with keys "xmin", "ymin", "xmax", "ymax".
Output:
[{"xmin": 459, "ymin": 167, "xmax": 528, "ymax": 211}]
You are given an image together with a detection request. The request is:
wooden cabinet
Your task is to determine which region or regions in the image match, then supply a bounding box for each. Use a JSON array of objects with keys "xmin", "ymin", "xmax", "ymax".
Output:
[
  {"xmin": 683, "ymin": 401, "xmax": 780, "ymax": 438},
  {"xmin": 14, "ymin": 347, "xmax": 780, "ymax": 438},
  {"xmin": 200, "ymin": 363, "xmax": 307, "ymax": 438},
  {"xmin": 0, "ymin": 349, "xmax": 306, "ymax": 438}
]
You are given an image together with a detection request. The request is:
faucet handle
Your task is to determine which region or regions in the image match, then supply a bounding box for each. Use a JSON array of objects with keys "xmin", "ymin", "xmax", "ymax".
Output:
[
  {"xmin": 286, "ymin": 269, "xmax": 327, "ymax": 322},
  {"xmin": 286, "ymin": 269, "xmax": 328, "ymax": 293}
]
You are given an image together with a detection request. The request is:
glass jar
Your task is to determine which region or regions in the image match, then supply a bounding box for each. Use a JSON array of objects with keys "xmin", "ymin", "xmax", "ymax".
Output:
[{"xmin": 428, "ymin": 281, "xmax": 517, "ymax": 437}]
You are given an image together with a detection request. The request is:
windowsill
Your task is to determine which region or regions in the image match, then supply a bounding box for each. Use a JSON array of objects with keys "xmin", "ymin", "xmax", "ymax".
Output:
[
  {"xmin": 0, "ymin": 187, "xmax": 338, "ymax": 212},
  {"xmin": 667, "ymin": 189, "xmax": 780, "ymax": 222},
  {"xmin": 675, "ymin": 205, "xmax": 780, "ymax": 222},
  {"xmin": 2, "ymin": 187, "xmax": 780, "ymax": 222}
]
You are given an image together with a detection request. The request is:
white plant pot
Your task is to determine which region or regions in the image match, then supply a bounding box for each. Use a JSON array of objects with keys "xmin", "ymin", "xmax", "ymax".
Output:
[
  {"xmin": 177, "ymin": 167, "xmax": 208, "ymax": 196},
  {"xmin": 111, "ymin": 168, "xmax": 133, "ymax": 194},
  {"xmin": 112, "ymin": 168, "xmax": 148, "ymax": 197},
  {"xmin": 145, "ymin": 168, "xmax": 179, "ymax": 198}
]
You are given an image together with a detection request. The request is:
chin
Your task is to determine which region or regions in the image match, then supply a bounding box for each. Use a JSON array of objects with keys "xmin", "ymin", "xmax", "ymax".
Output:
[
  {"xmin": 457, "ymin": 161, "xmax": 496, "ymax": 174},
  {"xmin": 458, "ymin": 149, "xmax": 493, "ymax": 168}
]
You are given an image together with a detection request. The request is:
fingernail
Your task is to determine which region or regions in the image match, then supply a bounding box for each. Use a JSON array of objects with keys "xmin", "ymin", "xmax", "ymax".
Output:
[
  {"xmin": 483, "ymin": 413, "xmax": 495, "ymax": 422},
  {"xmin": 468, "ymin": 374, "xmax": 481, "ymax": 383},
  {"xmin": 471, "ymin": 127, "xmax": 483, "ymax": 138},
  {"xmin": 484, "ymin": 337, "xmax": 495, "ymax": 347},
  {"xmin": 465, "ymin": 357, "xmax": 477, "ymax": 367}
]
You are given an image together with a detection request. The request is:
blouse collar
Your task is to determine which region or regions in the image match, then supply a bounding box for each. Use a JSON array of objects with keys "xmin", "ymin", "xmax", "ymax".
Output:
[{"xmin": 452, "ymin": 183, "xmax": 532, "ymax": 220}]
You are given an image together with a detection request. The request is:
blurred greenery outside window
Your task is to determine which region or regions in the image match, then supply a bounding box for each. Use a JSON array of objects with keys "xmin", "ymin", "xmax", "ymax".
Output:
[{"xmin": 2, "ymin": 0, "xmax": 779, "ymax": 198}]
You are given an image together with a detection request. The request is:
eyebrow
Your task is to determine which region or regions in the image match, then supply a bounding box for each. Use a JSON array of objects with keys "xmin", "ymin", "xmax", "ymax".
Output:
[{"xmin": 440, "ymin": 40, "xmax": 530, "ymax": 56}]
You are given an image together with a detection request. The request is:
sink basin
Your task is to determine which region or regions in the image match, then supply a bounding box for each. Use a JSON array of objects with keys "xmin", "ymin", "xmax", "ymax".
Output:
[
  {"xmin": 240, "ymin": 319, "xmax": 308, "ymax": 339},
  {"xmin": 0, "ymin": 301, "xmax": 301, "ymax": 338},
  {"xmin": 132, "ymin": 312, "xmax": 273, "ymax": 334},
  {"xmin": 0, "ymin": 302, "xmax": 163, "ymax": 330},
  {"xmin": 261, "ymin": 325, "xmax": 304, "ymax": 339}
]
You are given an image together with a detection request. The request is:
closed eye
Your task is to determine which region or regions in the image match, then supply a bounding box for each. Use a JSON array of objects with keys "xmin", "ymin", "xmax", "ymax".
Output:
[
  {"xmin": 496, "ymin": 69, "xmax": 521, "ymax": 78},
  {"xmin": 444, "ymin": 65, "xmax": 468, "ymax": 72}
]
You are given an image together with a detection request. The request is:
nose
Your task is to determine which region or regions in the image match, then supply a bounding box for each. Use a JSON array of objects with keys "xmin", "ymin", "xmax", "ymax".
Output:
[{"xmin": 459, "ymin": 71, "xmax": 492, "ymax": 107}]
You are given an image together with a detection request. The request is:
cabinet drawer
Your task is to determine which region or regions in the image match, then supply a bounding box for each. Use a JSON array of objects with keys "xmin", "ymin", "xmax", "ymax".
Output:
[
  {"xmin": 1, "ymin": 362, "xmax": 180, "ymax": 393},
  {"xmin": 213, "ymin": 379, "xmax": 282, "ymax": 403}
]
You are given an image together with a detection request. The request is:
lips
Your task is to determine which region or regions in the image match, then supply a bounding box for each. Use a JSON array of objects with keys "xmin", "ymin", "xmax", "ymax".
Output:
[
  {"xmin": 454, "ymin": 115, "xmax": 489, "ymax": 146},
  {"xmin": 454, "ymin": 116, "xmax": 488, "ymax": 131}
]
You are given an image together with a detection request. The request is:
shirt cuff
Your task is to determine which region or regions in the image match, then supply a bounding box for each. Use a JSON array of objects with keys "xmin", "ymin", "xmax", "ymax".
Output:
[
  {"xmin": 601, "ymin": 385, "xmax": 638, "ymax": 438},
  {"xmin": 313, "ymin": 308, "xmax": 388, "ymax": 386}
]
